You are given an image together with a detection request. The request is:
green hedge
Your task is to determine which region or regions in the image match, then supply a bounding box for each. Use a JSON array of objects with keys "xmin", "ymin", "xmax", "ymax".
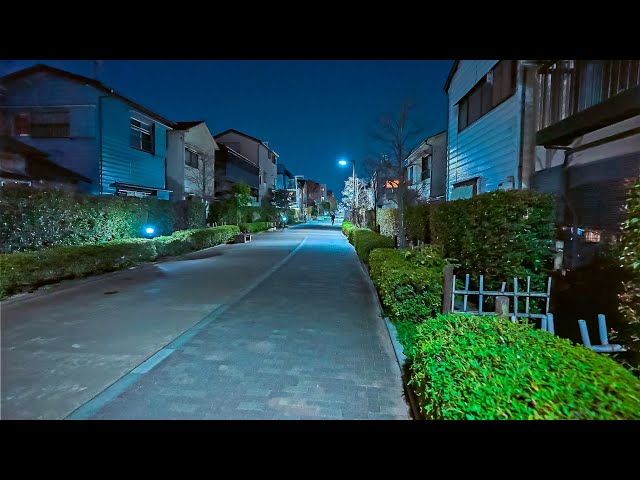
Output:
[
  {"xmin": 618, "ymin": 179, "xmax": 640, "ymax": 374},
  {"xmin": 239, "ymin": 222, "xmax": 272, "ymax": 233},
  {"xmin": 410, "ymin": 313, "xmax": 640, "ymax": 420},
  {"xmin": 0, "ymin": 225, "xmax": 240, "ymax": 299},
  {"xmin": 369, "ymin": 246, "xmax": 450, "ymax": 323},
  {"xmin": 376, "ymin": 208, "xmax": 399, "ymax": 238},
  {"xmin": 351, "ymin": 229, "xmax": 395, "ymax": 264},
  {"xmin": 405, "ymin": 203, "xmax": 431, "ymax": 245},
  {"xmin": 187, "ymin": 201, "xmax": 206, "ymax": 229},
  {"xmin": 429, "ymin": 190, "xmax": 555, "ymax": 292},
  {"xmin": 342, "ymin": 221, "xmax": 354, "ymax": 237},
  {"xmin": 0, "ymin": 186, "xmax": 175, "ymax": 253}
]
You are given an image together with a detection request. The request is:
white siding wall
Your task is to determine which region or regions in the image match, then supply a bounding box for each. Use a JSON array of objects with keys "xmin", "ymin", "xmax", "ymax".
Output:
[{"xmin": 446, "ymin": 60, "xmax": 523, "ymax": 199}]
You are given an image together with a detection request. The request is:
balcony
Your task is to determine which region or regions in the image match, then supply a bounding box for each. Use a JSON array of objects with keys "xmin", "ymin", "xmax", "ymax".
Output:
[{"xmin": 536, "ymin": 60, "xmax": 640, "ymax": 146}]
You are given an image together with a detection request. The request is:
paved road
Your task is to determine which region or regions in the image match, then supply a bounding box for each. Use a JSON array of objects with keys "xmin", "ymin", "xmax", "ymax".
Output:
[{"xmin": 1, "ymin": 220, "xmax": 410, "ymax": 420}]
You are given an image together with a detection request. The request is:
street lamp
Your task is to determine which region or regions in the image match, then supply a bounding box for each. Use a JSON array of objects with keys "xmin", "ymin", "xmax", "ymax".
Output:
[{"xmin": 338, "ymin": 158, "xmax": 357, "ymax": 224}]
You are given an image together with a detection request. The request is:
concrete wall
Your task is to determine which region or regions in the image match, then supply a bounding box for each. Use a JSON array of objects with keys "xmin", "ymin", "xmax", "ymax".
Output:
[{"xmin": 166, "ymin": 130, "xmax": 186, "ymax": 200}]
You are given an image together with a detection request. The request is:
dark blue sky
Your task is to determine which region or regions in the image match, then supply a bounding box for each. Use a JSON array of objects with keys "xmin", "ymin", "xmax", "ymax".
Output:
[{"xmin": 3, "ymin": 60, "xmax": 453, "ymax": 200}]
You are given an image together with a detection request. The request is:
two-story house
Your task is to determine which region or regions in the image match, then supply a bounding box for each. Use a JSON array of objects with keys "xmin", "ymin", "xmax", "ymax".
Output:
[
  {"xmin": 405, "ymin": 130, "xmax": 447, "ymax": 203},
  {"xmin": 0, "ymin": 64, "xmax": 173, "ymax": 199},
  {"xmin": 444, "ymin": 60, "xmax": 539, "ymax": 200},
  {"xmin": 166, "ymin": 121, "xmax": 218, "ymax": 202},
  {"xmin": 213, "ymin": 143, "xmax": 260, "ymax": 203},
  {"xmin": 531, "ymin": 60, "xmax": 640, "ymax": 269},
  {"xmin": 213, "ymin": 129, "xmax": 278, "ymax": 204}
]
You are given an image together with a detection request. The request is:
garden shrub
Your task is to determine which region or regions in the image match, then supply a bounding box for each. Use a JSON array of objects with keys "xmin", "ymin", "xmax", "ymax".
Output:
[
  {"xmin": 0, "ymin": 239, "xmax": 157, "ymax": 298},
  {"xmin": 410, "ymin": 313, "xmax": 640, "ymax": 420},
  {"xmin": 617, "ymin": 178, "xmax": 640, "ymax": 375},
  {"xmin": 187, "ymin": 200, "xmax": 206, "ymax": 229},
  {"xmin": 0, "ymin": 225, "xmax": 241, "ymax": 299},
  {"xmin": 369, "ymin": 245, "xmax": 450, "ymax": 323},
  {"xmin": 0, "ymin": 186, "xmax": 175, "ymax": 253},
  {"xmin": 238, "ymin": 222, "xmax": 272, "ymax": 233},
  {"xmin": 376, "ymin": 208, "xmax": 399, "ymax": 238},
  {"xmin": 405, "ymin": 203, "xmax": 431, "ymax": 245},
  {"xmin": 351, "ymin": 229, "xmax": 395, "ymax": 264},
  {"xmin": 342, "ymin": 221, "xmax": 354, "ymax": 237},
  {"xmin": 429, "ymin": 190, "xmax": 555, "ymax": 292}
]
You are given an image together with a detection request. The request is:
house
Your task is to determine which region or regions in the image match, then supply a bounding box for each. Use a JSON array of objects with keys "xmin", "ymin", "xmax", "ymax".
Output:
[
  {"xmin": 0, "ymin": 64, "xmax": 173, "ymax": 199},
  {"xmin": 213, "ymin": 143, "xmax": 260, "ymax": 203},
  {"xmin": 213, "ymin": 129, "xmax": 278, "ymax": 204},
  {"xmin": 166, "ymin": 121, "xmax": 218, "ymax": 202},
  {"xmin": 276, "ymin": 163, "xmax": 300, "ymax": 211},
  {"xmin": 0, "ymin": 135, "xmax": 91, "ymax": 190},
  {"xmin": 405, "ymin": 130, "xmax": 447, "ymax": 203},
  {"xmin": 444, "ymin": 60, "xmax": 539, "ymax": 200},
  {"xmin": 531, "ymin": 60, "xmax": 640, "ymax": 269}
]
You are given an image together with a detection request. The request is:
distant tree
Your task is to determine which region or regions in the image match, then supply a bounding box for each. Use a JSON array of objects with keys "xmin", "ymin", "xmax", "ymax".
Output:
[
  {"xmin": 369, "ymin": 100, "xmax": 424, "ymax": 248},
  {"xmin": 328, "ymin": 195, "xmax": 338, "ymax": 212},
  {"xmin": 184, "ymin": 153, "xmax": 215, "ymax": 224},
  {"xmin": 271, "ymin": 189, "xmax": 292, "ymax": 210},
  {"xmin": 341, "ymin": 175, "xmax": 373, "ymax": 226},
  {"xmin": 363, "ymin": 153, "xmax": 394, "ymax": 229}
]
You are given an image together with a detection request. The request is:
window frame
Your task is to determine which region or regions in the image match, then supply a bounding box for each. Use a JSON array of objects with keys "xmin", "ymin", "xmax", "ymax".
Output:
[
  {"xmin": 14, "ymin": 113, "xmax": 31, "ymax": 136},
  {"xmin": 130, "ymin": 117, "xmax": 155, "ymax": 154},
  {"xmin": 421, "ymin": 154, "xmax": 432, "ymax": 181},
  {"xmin": 457, "ymin": 60, "xmax": 517, "ymax": 133},
  {"xmin": 451, "ymin": 177, "xmax": 479, "ymax": 200},
  {"xmin": 185, "ymin": 148, "xmax": 200, "ymax": 168},
  {"xmin": 30, "ymin": 110, "xmax": 71, "ymax": 138}
]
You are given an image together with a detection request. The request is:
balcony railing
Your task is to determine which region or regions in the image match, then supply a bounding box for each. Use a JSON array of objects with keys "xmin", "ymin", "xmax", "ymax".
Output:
[{"xmin": 537, "ymin": 60, "xmax": 640, "ymax": 131}]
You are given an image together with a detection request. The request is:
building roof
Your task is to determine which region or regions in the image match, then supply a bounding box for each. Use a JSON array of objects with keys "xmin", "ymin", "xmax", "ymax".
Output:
[
  {"xmin": 0, "ymin": 64, "xmax": 175, "ymax": 127},
  {"xmin": 443, "ymin": 60, "xmax": 460, "ymax": 92},
  {"xmin": 214, "ymin": 128, "xmax": 279, "ymax": 156},
  {"xmin": 173, "ymin": 121, "xmax": 205, "ymax": 130},
  {"xmin": 0, "ymin": 136, "xmax": 91, "ymax": 183}
]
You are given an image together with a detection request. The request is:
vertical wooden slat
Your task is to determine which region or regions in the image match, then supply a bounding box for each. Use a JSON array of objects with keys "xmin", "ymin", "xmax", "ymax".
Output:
[
  {"xmin": 451, "ymin": 274, "xmax": 457, "ymax": 313},
  {"xmin": 442, "ymin": 265, "xmax": 454, "ymax": 314},
  {"xmin": 513, "ymin": 277, "xmax": 518, "ymax": 317},
  {"xmin": 478, "ymin": 275, "xmax": 484, "ymax": 315},
  {"xmin": 526, "ymin": 276, "xmax": 530, "ymax": 317},
  {"xmin": 463, "ymin": 274, "xmax": 470, "ymax": 312},
  {"xmin": 546, "ymin": 277, "xmax": 552, "ymax": 314}
]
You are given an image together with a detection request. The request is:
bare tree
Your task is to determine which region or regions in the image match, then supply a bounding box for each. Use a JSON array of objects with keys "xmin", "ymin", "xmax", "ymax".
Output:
[
  {"xmin": 184, "ymin": 153, "xmax": 216, "ymax": 222},
  {"xmin": 369, "ymin": 101, "xmax": 424, "ymax": 248},
  {"xmin": 362, "ymin": 153, "xmax": 393, "ymax": 230}
]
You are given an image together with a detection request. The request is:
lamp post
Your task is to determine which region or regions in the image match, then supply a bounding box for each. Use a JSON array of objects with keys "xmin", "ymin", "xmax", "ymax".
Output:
[{"xmin": 338, "ymin": 159, "xmax": 357, "ymax": 224}]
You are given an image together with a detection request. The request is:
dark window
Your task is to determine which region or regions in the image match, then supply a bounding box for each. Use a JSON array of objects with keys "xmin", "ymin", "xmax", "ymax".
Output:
[
  {"xmin": 14, "ymin": 113, "xmax": 30, "ymax": 136},
  {"xmin": 31, "ymin": 111, "xmax": 70, "ymax": 138},
  {"xmin": 185, "ymin": 149, "xmax": 199, "ymax": 168},
  {"xmin": 130, "ymin": 117, "xmax": 154, "ymax": 153},
  {"xmin": 451, "ymin": 178, "xmax": 478, "ymax": 200},
  {"xmin": 421, "ymin": 155, "xmax": 432, "ymax": 181},
  {"xmin": 457, "ymin": 60, "xmax": 517, "ymax": 132}
]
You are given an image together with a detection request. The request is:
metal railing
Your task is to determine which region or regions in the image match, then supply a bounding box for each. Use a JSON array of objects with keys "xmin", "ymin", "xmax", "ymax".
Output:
[{"xmin": 537, "ymin": 60, "xmax": 640, "ymax": 130}]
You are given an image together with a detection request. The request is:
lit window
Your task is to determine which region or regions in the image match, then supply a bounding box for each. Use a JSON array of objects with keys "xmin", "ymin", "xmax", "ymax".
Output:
[
  {"xmin": 130, "ymin": 117, "xmax": 154, "ymax": 153},
  {"xmin": 585, "ymin": 230, "xmax": 601, "ymax": 243}
]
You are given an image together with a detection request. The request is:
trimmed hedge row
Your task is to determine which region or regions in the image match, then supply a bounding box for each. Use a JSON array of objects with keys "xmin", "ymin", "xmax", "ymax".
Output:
[
  {"xmin": 410, "ymin": 313, "xmax": 640, "ymax": 420},
  {"xmin": 239, "ymin": 222, "xmax": 273, "ymax": 233},
  {"xmin": 0, "ymin": 225, "xmax": 240, "ymax": 299},
  {"xmin": 350, "ymin": 229, "xmax": 395, "ymax": 264},
  {"xmin": 369, "ymin": 246, "xmax": 450, "ymax": 324},
  {"xmin": 342, "ymin": 221, "xmax": 354, "ymax": 237},
  {"xmin": 0, "ymin": 186, "xmax": 176, "ymax": 253},
  {"xmin": 429, "ymin": 190, "xmax": 555, "ymax": 292}
]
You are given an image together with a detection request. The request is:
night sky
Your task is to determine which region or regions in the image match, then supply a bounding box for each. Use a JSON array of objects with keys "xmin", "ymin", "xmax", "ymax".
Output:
[{"xmin": 1, "ymin": 60, "xmax": 453, "ymax": 200}]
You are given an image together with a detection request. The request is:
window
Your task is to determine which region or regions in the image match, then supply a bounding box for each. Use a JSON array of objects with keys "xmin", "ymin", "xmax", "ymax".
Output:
[
  {"xmin": 421, "ymin": 155, "xmax": 432, "ymax": 181},
  {"xmin": 185, "ymin": 149, "xmax": 199, "ymax": 168},
  {"xmin": 31, "ymin": 111, "xmax": 70, "ymax": 138},
  {"xmin": 407, "ymin": 166, "xmax": 414, "ymax": 183},
  {"xmin": 451, "ymin": 178, "xmax": 478, "ymax": 200},
  {"xmin": 130, "ymin": 117, "xmax": 154, "ymax": 153},
  {"xmin": 457, "ymin": 60, "xmax": 517, "ymax": 132},
  {"xmin": 14, "ymin": 113, "xmax": 30, "ymax": 136}
]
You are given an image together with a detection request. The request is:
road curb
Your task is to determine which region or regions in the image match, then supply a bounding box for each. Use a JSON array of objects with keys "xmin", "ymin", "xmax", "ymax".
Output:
[{"xmin": 352, "ymin": 245, "xmax": 422, "ymax": 420}]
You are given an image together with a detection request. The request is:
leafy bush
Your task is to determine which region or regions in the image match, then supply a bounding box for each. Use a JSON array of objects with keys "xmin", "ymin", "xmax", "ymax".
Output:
[
  {"xmin": 0, "ymin": 186, "xmax": 175, "ymax": 253},
  {"xmin": 618, "ymin": 179, "xmax": 640, "ymax": 374},
  {"xmin": 369, "ymin": 246, "xmax": 450, "ymax": 323},
  {"xmin": 0, "ymin": 239, "xmax": 157, "ymax": 298},
  {"xmin": 410, "ymin": 313, "xmax": 640, "ymax": 420},
  {"xmin": 429, "ymin": 190, "xmax": 555, "ymax": 292},
  {"xmin": 405, "ymin": 203, "xmax": 431, "ymax": 245},
  {"xmin": 238, "ymin": 222, "xmax": 272, "ymax": 233},
  {"xmin": 187, "ymin": 200, "xmax": 206, "ymax": 229},
  {"xmin": 342, "ymin": 221, "xmax": 354, "ymax": 237},
  {"xmin": 376, "ymin": 208, "xmax": 399, "ymax": 238},
  {"xmin": 350, "ymin": 229, "xmax": 395, "ymax": 264},
  {"xmin": 0, "ymin": 225, "xmax": 241, "ymax": 298}
]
